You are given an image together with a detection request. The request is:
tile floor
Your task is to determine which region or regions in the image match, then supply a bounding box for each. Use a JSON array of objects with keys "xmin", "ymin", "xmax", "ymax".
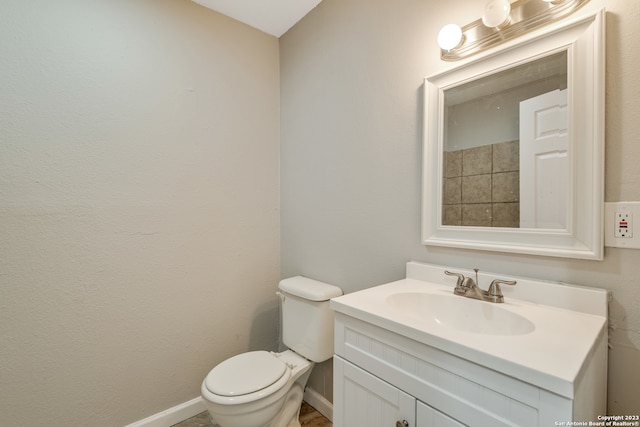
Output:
[{"xmin": 171, "ymin": 401, "xmax": 332, "ymax": 427}]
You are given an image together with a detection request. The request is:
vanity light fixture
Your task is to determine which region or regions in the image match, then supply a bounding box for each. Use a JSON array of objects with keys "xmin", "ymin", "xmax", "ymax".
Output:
[
  {"xmin": 437, "ymin": 0, "xmax": 590, "ymax": 61},
  {"xmin": 437, "ymin": 24, "xmax": 464, "ymax": 51},
  {"xmin": 481, "ymin": 0, "xmax": 511, "ymax": 29}
]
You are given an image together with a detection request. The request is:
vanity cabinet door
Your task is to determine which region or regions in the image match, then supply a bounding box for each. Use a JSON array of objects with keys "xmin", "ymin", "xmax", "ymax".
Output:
[
  {"xmin": 416, "ymin": 401, "xmax": 466, "ymax": 427},
  {"xmin": 334, "ymin": 356, "xmax": 416, "ymax": 427}
]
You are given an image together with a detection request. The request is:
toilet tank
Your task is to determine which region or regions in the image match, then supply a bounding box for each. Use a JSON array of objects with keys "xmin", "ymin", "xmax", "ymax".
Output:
[{"xmin": 278, "ymin": 276, "xmax": 343, "ymax": 363}]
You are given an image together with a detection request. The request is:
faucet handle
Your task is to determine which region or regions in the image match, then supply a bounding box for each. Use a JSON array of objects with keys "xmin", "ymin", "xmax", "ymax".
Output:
[
  {"xmin": 446, "ymin": 270, "xmax": 472, "ymax": 296},
  {"xmin": 487, "ymin": 279, "xmax": 517, "ymax": 298},
  {"xmin": 444, "ymin": 270, "xmax": 465, "ymax": 287}
]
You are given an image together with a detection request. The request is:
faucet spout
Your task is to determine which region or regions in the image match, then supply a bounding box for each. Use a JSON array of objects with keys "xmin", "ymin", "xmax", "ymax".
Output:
[
  {"xmin": 467, "ymin": 278, "xmax": 484, "ymax": 299},
  {"xmin": 455, "ymin": 276, "xmax": 485, "ymax": 300}
]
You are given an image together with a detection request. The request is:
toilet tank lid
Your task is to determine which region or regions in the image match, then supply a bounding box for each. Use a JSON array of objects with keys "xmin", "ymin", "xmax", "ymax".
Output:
[{"xmin": 278, "ymin": 276, "xmax": 343, "ymax": 301}]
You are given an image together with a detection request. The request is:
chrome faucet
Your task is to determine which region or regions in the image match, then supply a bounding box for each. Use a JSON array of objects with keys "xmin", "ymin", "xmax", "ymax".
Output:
[{"xmin": 444, "ymin": 269, "xmax": 516, "ymax": 303}]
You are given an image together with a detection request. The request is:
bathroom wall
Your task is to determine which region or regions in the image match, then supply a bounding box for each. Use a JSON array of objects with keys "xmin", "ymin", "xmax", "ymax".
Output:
[
  {"xmin": 0, "ymin": 1, "xmax": 280, "ymax": 426},
  {"xmin": 281, "ymin": 0, "xmax": 640, "ymax": 414}
]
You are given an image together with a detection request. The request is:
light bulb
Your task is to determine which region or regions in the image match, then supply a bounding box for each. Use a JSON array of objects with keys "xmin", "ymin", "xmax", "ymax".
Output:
[
  {"xmin": 482, "ymin": 0, "xmax": 511, "ymax": 28},
  {"xmin": 437, "ymin": 24, "xmax": 463, "ymax": 51}
]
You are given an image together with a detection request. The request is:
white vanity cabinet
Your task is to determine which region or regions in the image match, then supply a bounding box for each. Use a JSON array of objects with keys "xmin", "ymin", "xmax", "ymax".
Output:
[
  {"xmin": 334, "ymin": 352, "xmax": 463, "ymax": 427},
  {"xmin": 333, "ymin": 314, "xmax": 574, "ymax": 427},
  {"xmin": 417, "ymin": 401, "xmax": 465, "ymax": 427},
  {"xmin": 331, "ymin": 262, "xmax": 609, "ymax": 427},
  {"xmin": 334, "ymin": 355, "xmax": 416, "ymax": 426}
]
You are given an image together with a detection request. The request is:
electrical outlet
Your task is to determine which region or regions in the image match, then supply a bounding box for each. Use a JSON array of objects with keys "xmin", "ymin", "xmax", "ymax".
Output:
[
  {"xmin": 614, "ymin": 212, "xmax": 632, "ymax": 237},
  {"xmin": 605, "ymin": 202, "xmax": 640, "ymax": 249}
]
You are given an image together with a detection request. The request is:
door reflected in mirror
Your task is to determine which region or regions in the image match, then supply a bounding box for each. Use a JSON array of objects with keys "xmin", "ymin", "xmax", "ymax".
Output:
[{"xmin": 441, "ymin": 51, "xmax": 567, "ymax": 229}]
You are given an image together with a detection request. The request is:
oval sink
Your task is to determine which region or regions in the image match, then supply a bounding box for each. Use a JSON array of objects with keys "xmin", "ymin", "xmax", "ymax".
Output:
[{"xmin": 386, "ymin": 292, "xmax": 535, "ymax": 336}]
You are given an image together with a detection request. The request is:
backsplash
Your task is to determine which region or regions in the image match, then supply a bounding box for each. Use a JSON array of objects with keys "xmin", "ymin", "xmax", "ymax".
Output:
[{"xmin": 442, "ymin": 140, "xmax": 519, "ymax": 227}]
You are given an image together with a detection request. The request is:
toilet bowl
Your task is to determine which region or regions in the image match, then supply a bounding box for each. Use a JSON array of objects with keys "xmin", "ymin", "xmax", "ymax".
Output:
[
  {"xmin": 201, "ymin": 350, "xmax": 312, "ymax": 427},
  {"xmin": 200, "ymin": 276, "xmax": 342, "ymax": 427}
]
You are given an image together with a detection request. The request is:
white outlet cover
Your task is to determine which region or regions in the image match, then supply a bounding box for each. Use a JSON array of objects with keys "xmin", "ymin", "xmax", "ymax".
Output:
[{"xmin": 605, "ymin": 202, "xmax": 640, "ymax": 249}]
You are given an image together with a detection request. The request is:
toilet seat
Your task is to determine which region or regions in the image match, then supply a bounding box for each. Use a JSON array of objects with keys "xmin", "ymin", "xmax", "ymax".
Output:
[{"xmin": 203, "ymin": 351, "xmax": 291, "ymax": 404}]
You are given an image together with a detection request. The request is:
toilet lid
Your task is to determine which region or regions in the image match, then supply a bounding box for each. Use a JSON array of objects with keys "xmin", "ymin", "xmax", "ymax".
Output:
[{"xmin": 204, "ymin": 351, "xmax": 288, "ymax": 397}]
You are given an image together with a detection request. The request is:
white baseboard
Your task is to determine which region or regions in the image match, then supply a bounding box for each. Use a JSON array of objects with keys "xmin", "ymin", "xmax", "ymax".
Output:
[
  {"xmin": 124, "ymin": 397, "xmax": 206, "ymax": 427},
  {"xmin": 124, "ymin": 389, "xmax": 332, "ymax": 427},
  {"xmin": 303, "ymin": 387, "xmax": 333, "ymax": 422}
]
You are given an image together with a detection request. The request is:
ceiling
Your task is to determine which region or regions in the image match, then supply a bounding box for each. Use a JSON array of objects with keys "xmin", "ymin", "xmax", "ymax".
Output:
[{"xmin": 192, "ymin": 0, "xmax": 323, "ymax": 37}]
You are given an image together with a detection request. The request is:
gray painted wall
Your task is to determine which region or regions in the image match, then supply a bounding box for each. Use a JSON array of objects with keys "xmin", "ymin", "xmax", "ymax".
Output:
[
  {"xmin": 0, "ymin": 1, "xmax": 280, "ymax": 425},
  {"xmin": 281, "ymin": 0, "xmax": 640, "ymax": 414}
]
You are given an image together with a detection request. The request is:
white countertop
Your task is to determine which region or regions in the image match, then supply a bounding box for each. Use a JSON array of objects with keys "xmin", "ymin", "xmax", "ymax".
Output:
[{"xmin": 330, "ymin": 262, "xmax": 608, "ymax": 398}]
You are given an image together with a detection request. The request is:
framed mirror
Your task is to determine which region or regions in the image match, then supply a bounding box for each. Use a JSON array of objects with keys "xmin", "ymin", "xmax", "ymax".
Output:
[{"xmin": 423, "ymin": 10, "xmax": 604, "ymax": 260}]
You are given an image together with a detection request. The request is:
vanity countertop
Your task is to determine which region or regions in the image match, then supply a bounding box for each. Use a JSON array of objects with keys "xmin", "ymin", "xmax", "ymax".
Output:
[{"xmin": 330, "ymin": 262, "xmax": 609, "ymax": 399}]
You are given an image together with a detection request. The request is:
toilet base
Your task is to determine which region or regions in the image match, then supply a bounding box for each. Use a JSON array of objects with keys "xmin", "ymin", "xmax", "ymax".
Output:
[
  {"xmin": 204, "ymin": 382, "xmax": 307, "ymax": 427},
  {"xmin": 273, "ymin": 383, "xmax": 303, "ymax": 427}
]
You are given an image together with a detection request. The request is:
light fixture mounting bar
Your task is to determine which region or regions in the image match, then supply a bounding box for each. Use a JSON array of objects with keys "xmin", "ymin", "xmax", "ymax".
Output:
[{"xmin": 441, "ymin": 0, "xmax": 590, "ymax": 61}]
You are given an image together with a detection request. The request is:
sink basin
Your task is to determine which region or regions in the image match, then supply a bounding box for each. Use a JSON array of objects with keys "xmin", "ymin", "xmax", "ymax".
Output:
[{"xmin": 386, "ymin": 292, "xmax": 535, "ymax": 336}]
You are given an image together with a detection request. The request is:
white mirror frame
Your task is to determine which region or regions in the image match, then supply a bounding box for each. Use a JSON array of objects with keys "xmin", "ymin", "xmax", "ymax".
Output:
[{"xmin": 423, "ymin": 9, "xmax": 604, "ymax": 260}]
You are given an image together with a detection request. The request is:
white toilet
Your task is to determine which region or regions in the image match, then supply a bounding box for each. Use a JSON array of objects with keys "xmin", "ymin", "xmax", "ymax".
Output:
[{"xmin": 201, "ymin": 276, "xmax": 343, "ymax": 427}]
